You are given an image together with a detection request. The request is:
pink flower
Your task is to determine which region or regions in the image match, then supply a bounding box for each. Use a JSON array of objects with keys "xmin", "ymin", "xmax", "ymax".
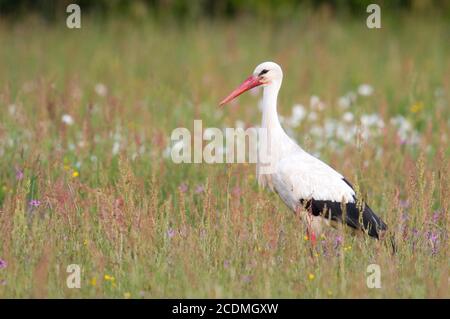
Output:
[
  {"xmin": 178, "ymin": 183, "xmax": 188, "ymax": 193},
  {"xmin": 167, "ymin": 228, "xmax": 176, "ymax": 239},
  {"xmin": 29, "ymin": 199, "xmax": 41, "ymax": 207},
  {"xmin": 195, "ymin": 185, "xmax": 205, "ymax": 194},
  {"xmin": 0, "ymin": 259, "xmax": 7, "ymax": 269},
  {"xmin": 15, "ymin": 168, "xmax": 24, "ymax": 181}
]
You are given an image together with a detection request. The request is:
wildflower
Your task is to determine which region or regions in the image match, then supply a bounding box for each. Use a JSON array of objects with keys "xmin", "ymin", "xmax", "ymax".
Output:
[
  {"xmin": 432, "ymin": 210, "xmax": 441, "ymax": 223},
  {"xmin": 104, "ymin": 274, "xmax": 115, "ymax": 282},
  {"xmin": 399, "ymin": 200, "xmax": 410, "ymax": 209},
  {"xmin": 241, "ymin": 275, "xmax": 252, "ymax": 283},
  {"xmin": 90, "ymin": 277, "xmax": 97, "ymax": 287},
  {"xmin": 338, "ymin": 96, "xmax": 351, "ymax": 109},
  {"xmin": 0, "ymin": 259, "xmax": 7, "ymax": 269},
  {"xmin": 310, "ymin": 95, "xmax": 324, "ymax": 111},
  {"xmin": 343, "ymin": 245, "xmax": 352, "ymax": 252},
  {"xmin": 112, "ymin": 142, "xmax": 120, "ymax": 155},
  {"xmin": 61, "ymin": 114, "xmax": 74, "ymax": 125},
  {"xmin": 124, "ymin": 292, "xmax": 131, "ymax": 299},
  {"xmin": 334, "ymin": 235, "xmax": 343, "ymax": 247},
  {"xmin": 289, "ymin": 104, "xmax": 306, "ymax": 127},
  {"xmin": 72, "ymin": 171, "xmax": 79, "ymax": 178},
  {"xmin": 95, "ymin": 83, "xmax": 108, "ymax": 97},
  {"xmin": 360, "ymin": 114, "xmax": 384, "ymax": 129},
  {"xmin": 342, "ymin": 112, "xmax": 354, "ymax": 123},
  {"xmin": 83, "ymin": 239, "xmax": 88, "ymax": 246},
  {"xmin": 167, "ymin": 228, "xmax": 176, "ymax": 239},
  {"xmin": 29, "ymin": 199, "xmax": 41, "ymax": 208},
  {"xmin": 178, "ymin": 183, "xmax": 188, "ymax": 193},
  {"xmin": 8, "ymin": 104, "xmax": 16, "ymax": 115},
  {"xmin": 195, "ymin": 185, "xmax": 205, "ymax": 194},
  {"xmin": 223, "ymin": 260, "xmax": 230, "ymax": 268},
  {"xmin": 15, "ymin": 168, "xmax": 24, "ymax": 181},
  {"xmin": 304, "ymin": 235, "xmax": 309, "ymax": 241},
  {"xmin": 409, "ymin": 102, "xmax": 424, "ymax": 113},
  {"xmin": 308, "ymin": 273, "xmax": 315, "ymax": 281},
  {"xmin": 231, "ymin": 186, "xmax": 242, "ymax": 197},
  {"xmin": 357, "ymin": 84, "xmax": 374, "ymax": 96}
]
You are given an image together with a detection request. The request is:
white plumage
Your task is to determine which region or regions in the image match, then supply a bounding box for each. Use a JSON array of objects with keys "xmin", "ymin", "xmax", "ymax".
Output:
[{"xmin": 220, "ymin": 61, "xmax": 387, "ymax": 241}]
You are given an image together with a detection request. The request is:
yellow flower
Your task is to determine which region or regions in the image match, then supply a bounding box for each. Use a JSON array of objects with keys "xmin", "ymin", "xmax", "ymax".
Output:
[
  {"xmin": 124, "ymin": 292, "xmax": 131, "ymax": 299},
  {"xmin": 104, "ymin": 274, "xmax": 115, "ymax": 282},
  {"xmin": 303, "ymin": 235, "xmax": 309, "ymax": 241},
  {"xmin": 72, "ymin": 171, "xmax": 79, "ymax": 178},
  {"xmin": 344, "ymin": 245, "xmax": 352, "ymax": 252},
  {"xmin": 90, "ymin": 277, "xmax": 97, "ymax": 287},
  {"xmin": 308, "ymin": 273, "xmax": 315, "ymax": 281},
  {"xmin": 83, "ymin": 239, "xmax": 88, "ymax": 246},
  {"xmin": 410, "ymin": 102, "xmax": 424, "ymax": 113}
]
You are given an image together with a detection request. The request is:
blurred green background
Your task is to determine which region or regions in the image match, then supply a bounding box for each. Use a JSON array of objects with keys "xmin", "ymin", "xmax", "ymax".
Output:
[{"xmin": 1, "ymin": 0, "xmax": 450, "ymax": 21}]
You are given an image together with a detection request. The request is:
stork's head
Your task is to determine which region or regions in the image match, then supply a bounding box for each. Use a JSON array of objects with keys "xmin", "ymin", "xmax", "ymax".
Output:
[{"xmin": 220, "ymin": 61, "xmax": 283, "ymax": 106}]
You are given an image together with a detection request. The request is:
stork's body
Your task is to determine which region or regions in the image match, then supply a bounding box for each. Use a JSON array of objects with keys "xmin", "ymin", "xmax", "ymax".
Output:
[{"xmin": 221, "ymin": 62, "xmax": 387, "ymax": 240}]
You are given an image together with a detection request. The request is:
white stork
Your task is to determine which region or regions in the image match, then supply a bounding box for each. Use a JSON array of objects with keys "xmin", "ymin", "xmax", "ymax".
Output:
[{"xmin": 220, "ymin": 61, "xmax": 387, "ymax": 243}]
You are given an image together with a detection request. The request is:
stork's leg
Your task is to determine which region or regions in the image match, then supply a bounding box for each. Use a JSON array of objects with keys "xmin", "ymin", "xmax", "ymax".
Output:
[{"xmin": 295, "ymin": 206, "xmax": 320, "ymax": 251}]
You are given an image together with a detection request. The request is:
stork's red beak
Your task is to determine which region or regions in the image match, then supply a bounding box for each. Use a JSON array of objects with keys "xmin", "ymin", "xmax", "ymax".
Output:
[{"xmin": 219, "ymin": 75, "xmax": 262, "ymax": 106}]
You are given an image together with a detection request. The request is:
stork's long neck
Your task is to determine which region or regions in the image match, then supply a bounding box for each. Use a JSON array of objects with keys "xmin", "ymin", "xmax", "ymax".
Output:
[{"xmin": 261, "ymin": 80, "xmax": 284, "ymax": 137}]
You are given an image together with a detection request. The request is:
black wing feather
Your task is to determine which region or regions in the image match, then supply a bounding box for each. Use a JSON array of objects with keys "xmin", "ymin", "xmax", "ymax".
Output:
[{"xmin": 299, "ymin": 179, "xmax": 387, "ymax": 239}]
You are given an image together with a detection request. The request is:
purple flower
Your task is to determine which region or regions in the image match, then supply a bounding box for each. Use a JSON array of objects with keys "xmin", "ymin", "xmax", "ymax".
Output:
[
  {"xmin": 0, "ymin": 259, "xmax": 7, "ymax": 270},
  {"xmin": 334, "ymin": 235, "xmax": 343, "ymax": 247},
  {"xmin": 29, "ymin": 199, "xmax": 41, "ymax": 207},
  {"xmin": 178, "ymin": 183, "xmax": 188, "ymax": 193},
  {"xmin": 399, "ymin": 200, "xmax": 410, "ymax": 209},
  {"xmin": 195, "ymin": 185, "xmax": 205, "ymax": 194},
  {"xmin": 432, "ymin": 210, "xmax": 441, "ymax": 223},
  {"xmin": 167, "ymin": 228, "xmax": 176, "ymax": 239},
  {"xmin": 15, "ymin": 168, "xmax": 24, "ymax": 181},
  {"xmin": 241, "ymin": 275, "xmax": 252, "ymax": 283},
  {"xmin": 231, "ymin": 186, "xmax": 242, "ymax": 197},
  {"xmin": 223, "ymin": 260, "xmax": 230, "ymax": 268},
  {"xmin": 428, "ymin": 232, "xmax": 439, "ymax": 244}
]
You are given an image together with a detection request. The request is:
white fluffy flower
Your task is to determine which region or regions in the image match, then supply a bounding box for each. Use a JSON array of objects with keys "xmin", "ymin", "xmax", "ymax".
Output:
[
  {"xmin": 342, "ymin": 112, "xmax": 354, "ymax": 122},
  {"xmin": 289, "ymin": 104, "xmax": 306, "ymax": 127},
  {"xmin": 357, "ymin": 84, "xmax": 374, "ymax": 96},
  {"xmin": 310, "ymin": 95, "xmax": 325, "ymax": 111},
  {"xmin": 95, "ymin": 83, "xmax": 108, "ymax": 97},
  {"xmin": 61, "ymin": 114, "xmax": 74, "ymax": 125}
]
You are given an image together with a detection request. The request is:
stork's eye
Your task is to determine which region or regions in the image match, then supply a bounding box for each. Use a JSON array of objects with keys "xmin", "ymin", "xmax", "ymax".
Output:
[{"xmin": 259, "ymin": 69, "xmax": 269, "ymax": 76}]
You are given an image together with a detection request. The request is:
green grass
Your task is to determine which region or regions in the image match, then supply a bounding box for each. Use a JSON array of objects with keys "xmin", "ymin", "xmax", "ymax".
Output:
[{"xmin": 0, "ymin": 13, "xmax": 448, "ymax": 298}]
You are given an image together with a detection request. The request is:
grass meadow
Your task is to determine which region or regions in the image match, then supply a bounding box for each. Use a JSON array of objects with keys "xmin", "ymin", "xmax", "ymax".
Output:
[{"xmin": 0, "ymin": 12, "xmax": 449, "ymax": 298}]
